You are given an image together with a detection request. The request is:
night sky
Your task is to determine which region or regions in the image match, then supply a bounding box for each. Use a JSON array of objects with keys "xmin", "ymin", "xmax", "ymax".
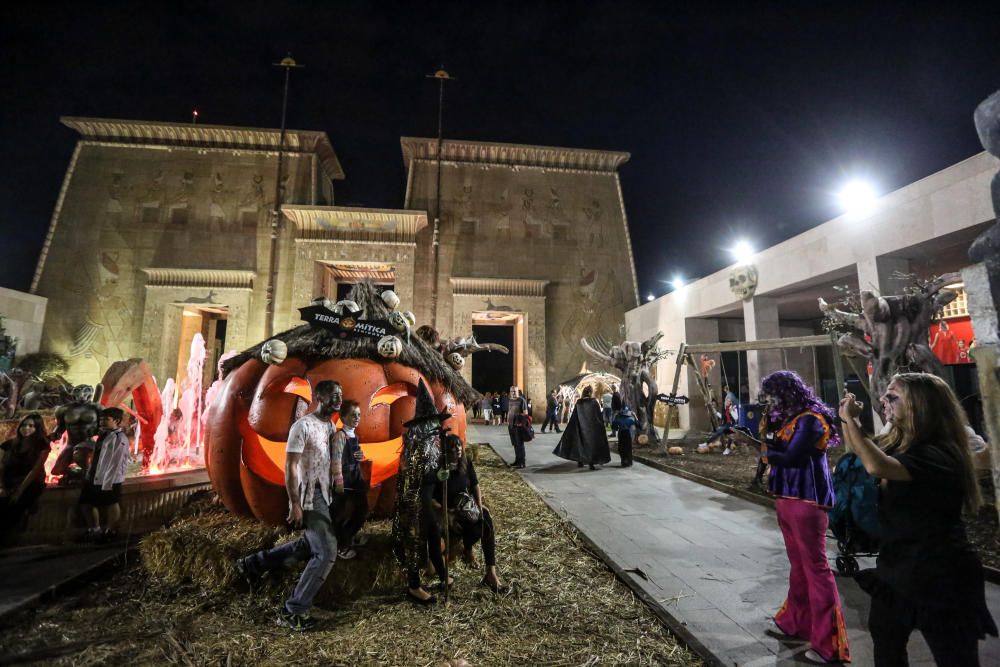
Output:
[{"xmin": 3, "ymin": 1, "xmax": 999, "ymax": 299}]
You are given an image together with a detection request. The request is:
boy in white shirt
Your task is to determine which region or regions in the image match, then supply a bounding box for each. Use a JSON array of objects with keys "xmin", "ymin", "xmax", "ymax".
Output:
[{"xmin": 78, "ymin": 407, "xmax": 130, "ymax": 542}]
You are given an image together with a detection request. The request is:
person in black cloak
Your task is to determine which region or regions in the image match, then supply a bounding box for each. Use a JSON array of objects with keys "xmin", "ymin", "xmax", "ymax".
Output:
[
  {"xmin": 391, "ymin": 379, "xmax": 451, "ymax": 605},
  {"xmin": 553, "ymin": 386, "xmax": 611, "ymax": 470}
]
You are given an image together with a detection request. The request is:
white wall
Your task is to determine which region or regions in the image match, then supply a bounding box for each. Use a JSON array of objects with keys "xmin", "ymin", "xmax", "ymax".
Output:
[
  {"xmin": 627, "ymin": 151, "xmax": 999, "ymax": 433},
  {"xmin": 0, "ymin": 287, "xmax": 48, "ymax": 356}
]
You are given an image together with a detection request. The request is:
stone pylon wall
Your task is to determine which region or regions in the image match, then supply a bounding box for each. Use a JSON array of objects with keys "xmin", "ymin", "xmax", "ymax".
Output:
[{"xmin": 404, "ymin": 145, "xmax": 639, "ymax": 395}]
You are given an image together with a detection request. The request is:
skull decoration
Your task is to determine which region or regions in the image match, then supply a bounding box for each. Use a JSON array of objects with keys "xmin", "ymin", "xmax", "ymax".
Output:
[
  {"xmin": 402, "ymin": 311, "xmax": 416, "ymax": 327},
  {"xmin": 728, "ymin": 264, "xmax": 759, "ymax": 300},
  {"xmin": 380, "ymin": 290, "xmax": 400, "ymax": 311},
  {"xmin": 446, "ymin": 352, "xmax": 465, "ymax": 370},
  {"xmin": 334, "ymin": 299, "xmax": 361, "ymax": 316},
  {"xmin": 377, "ymin": 335, "xmax": 403, "ymax": 359},
  {"xmin": 260, "ymin": 339, "xmax": 288, "ymax": 365},
  {"xmin": 388, "ymin": 311, "xmax": 409, "ymax": 334},
  {"xmin": 72, "ymin": 384, "xmax": 95, "ymax": 402}
]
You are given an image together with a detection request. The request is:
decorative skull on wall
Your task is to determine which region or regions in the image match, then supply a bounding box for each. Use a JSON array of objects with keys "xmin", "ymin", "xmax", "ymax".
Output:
[
  {"xmin": 377, "ymin": 335, "xmax": 403, "ymax": 359},
  {"xmin": 728, "ymin": 264, "xmax": 760, "ymax": 300}
]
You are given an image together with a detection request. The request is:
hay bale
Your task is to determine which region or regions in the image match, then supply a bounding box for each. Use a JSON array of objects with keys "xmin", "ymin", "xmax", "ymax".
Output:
[{"xmin": 141, "ymin": 511, "xmax": 406, "ymax": 601}]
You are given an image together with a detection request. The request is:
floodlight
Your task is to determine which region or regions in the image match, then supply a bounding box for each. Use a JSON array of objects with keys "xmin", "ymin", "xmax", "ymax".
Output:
[
  {"xmin": 731, "ymin": 240, "xmax": 755, "ymax": 265},
  {"xmin": 838, "ymin": 180, "xmax": 877, "ymax": 217}
]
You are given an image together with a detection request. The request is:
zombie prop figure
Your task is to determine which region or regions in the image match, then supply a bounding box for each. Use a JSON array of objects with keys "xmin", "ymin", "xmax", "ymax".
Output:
[
  {"xmin": 50, "ymin": 384, "xmax": 105, "ymax": 482},
  {"xmin": 581, "ymin": 332, "xmax": 671, "ymax": 446},
  {"xmin": 391, "ymin": 379, "xmax": 451, "ymax": 605}
]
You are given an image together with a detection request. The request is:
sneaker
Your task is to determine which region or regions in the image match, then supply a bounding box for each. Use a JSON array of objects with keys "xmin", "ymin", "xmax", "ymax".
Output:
[
  {"xmin": 277, "ymin": 608, "xmax": 317, "ymax": 631},
  {"xmin": 235, "ymin": 557, "xmax": 263, "ymax": 585},
  {"xmin": 337, "ymin": 547, "xmax": 357, "ymax": 560},
  {"xmin": 803, "ymin": 649, "xmax": 842, "ymax": 664}
]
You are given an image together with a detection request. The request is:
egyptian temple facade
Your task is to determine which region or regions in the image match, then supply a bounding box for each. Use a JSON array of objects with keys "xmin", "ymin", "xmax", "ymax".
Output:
[{"xmin": 31, "ymin": 118, "xmax": 639, "ymax": 411}]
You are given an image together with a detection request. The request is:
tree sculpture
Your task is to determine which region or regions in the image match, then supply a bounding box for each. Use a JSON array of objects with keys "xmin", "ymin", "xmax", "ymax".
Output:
[
  {"xmin": 819, "ymin": 272, "xmax": 961, "ymax": 418},
  {"xmin": 581, "ymin": 332, "xmax": 671, "ymax": 446}
]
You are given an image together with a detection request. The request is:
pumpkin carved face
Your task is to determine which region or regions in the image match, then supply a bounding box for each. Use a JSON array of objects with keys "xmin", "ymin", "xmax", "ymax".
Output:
[{"xmin": 204, "ymin": 357, "xmax": 467, "ymax": 526}]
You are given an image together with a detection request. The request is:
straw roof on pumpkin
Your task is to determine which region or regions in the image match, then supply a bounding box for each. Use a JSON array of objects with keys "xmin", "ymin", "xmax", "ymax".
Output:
[{"xmin": 222, "ymin": 281, "xmax": 481, "ymax": 407}]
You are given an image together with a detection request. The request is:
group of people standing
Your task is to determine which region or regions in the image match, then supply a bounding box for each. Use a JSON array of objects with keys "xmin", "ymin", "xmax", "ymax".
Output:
[
  {"xmin": 236, "ymin": 379, "xmax": 505, "ymax": 631},
  {"xmin": 0, "ymin": 407, "xmax": 130, "ymax": 543},
  {"xmin": 727, "ymin": 370, "xmax": 996, "ymax": 665}
]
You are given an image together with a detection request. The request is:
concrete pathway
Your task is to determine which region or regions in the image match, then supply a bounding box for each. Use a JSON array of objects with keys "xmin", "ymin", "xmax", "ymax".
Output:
[
  {"xmin": 0, "ymin": 543, "xmax": 128, "ymax": 620},
  {"xmin": 470, "ymin": 424, "xmax": 1000, "ymax": 666}
]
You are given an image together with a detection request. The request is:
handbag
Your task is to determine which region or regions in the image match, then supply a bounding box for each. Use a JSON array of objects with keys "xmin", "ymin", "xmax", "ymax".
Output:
[
  {"xmin": 454, "ymin": 490, "xmax": 482, "ymax": 525},
  {"xmin": 515, "ymin": 414, "xmax": 535, "ymax": 442}
]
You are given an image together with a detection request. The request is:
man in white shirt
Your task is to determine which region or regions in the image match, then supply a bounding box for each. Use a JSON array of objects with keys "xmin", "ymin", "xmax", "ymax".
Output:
[
  {"xmin": 78, "ymin": 407, "xmax": 130, "ymax": 542},
  {"xmin": 236, "ymin": 380, "xmax": 343, "ymax": 631},
  {"xmin": 601, "ymin": 389, "xmax": 613, "ymax": 424}
]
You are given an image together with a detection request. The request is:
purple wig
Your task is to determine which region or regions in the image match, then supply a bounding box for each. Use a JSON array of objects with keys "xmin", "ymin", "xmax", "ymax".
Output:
[{"xmin": 760, "ymin": 370, "xmax": 840, "ymax": 446}]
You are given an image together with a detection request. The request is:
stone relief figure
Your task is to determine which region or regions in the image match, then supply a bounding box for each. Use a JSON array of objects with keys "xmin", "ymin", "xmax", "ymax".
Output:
[
  {"xmin": 819, "ymin": 272, "xmax": 960, "ymax": 419},
  {"xmin": 107, "ymin": 171, "xmax": 127, "ymax": 213},
  {"xmin": 496, "ymin": 212, "xmax": 511, "ymax": 241},
  {"xmin": 581, "ymin": 332, "xmax": 671, "ymax": 446}
]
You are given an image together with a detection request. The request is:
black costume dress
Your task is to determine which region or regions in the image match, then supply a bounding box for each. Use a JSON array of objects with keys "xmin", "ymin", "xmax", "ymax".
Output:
[
  {"xmin": 434, "ymin": 458, "xmax": 497, "ymax": 567},
  {"xmin": 0, "ymin": 436, "xmax": 50, "ymax": 533},
  {"xmin": 856, "ymin": 445, "xmax": 997, "ymax": 664},
  {"xmin": 552, "ymin": 397, "xmax": 611, "ymax": 466}
]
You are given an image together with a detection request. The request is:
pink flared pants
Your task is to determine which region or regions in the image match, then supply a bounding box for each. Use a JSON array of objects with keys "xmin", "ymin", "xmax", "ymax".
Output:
[{"xmin": 774, "ymin": 498, "xmax": 851, "ymax": 663}]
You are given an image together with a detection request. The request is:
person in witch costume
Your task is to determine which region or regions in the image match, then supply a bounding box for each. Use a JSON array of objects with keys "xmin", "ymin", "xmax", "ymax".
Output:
[
  {"xmin": 391, "ymin": 379, "xmax": 452, "ymax": 605},
  {"xmin": 553, "ymin": 386, "xmax": 611, "ymax": 469}
]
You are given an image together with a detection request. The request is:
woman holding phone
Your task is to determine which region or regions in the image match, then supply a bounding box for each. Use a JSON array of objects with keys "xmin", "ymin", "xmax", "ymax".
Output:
[{"xmin": 840, "ymin": 373, "xmax": 996, "ymax": 666}]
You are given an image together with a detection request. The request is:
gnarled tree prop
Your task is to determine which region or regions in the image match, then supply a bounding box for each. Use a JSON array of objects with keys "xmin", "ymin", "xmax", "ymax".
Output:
[
  {"xmin": 581, "ymin": 332, "xmax": 671, "ymax": 446},
  {"xmin": 819, "ymin": 272, "xmax": 961, "ymax": 418}
]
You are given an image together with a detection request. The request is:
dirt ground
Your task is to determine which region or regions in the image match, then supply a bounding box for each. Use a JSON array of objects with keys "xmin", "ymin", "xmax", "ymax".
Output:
[
  {"xmin": 636, "ymin": 441, "xmax": 1000, "ymax": 571},
  {"xmin": 0, "ymin": 447, "xmax": 702, "ymax": 667}
]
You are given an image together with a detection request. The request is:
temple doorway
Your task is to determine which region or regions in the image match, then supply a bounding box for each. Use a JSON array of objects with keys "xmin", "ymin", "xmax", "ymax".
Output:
[
  {"xmin": 471, "ymin": 310, "xmax": 523, "ymax": 395},
  {"xmin": 176, "ymin": 306, "xmax": 228, "ymax": 388}
]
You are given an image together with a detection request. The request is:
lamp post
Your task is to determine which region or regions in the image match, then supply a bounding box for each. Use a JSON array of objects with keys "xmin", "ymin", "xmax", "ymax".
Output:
[
  {"xmin": 264, "ymin": 54, "xmax": 304, "ymax": 339},
  {"xmin": 426, "ymin": 68, "xmax": 455, "ymax": 331}
]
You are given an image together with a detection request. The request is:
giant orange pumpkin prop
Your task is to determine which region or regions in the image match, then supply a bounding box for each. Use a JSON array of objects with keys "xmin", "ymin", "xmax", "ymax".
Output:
[{"xmin": 204, "ymin": 284, "xmax": 477, "ymax": 526}]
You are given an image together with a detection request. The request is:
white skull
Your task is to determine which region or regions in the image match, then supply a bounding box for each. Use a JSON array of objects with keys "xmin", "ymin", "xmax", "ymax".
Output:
[
  {"xmin": 447, "ymin": 352, "xmax": 465, "ymax": 370},
  {"xmin": 380, "ymin": 290, "xmax": 400, "ymax": 311},
  {"xmin": 377, "ymin": 335, "xmax": 403, "ymax": 359},
  {"xmin": 261, "ymin": 339, "xmax": 288, "ymax": 365},
  {"xmin": 388, "ymin": 311, "xmax": 409, "ymax": 333},
  {"xmin": 401, "ymin": 311, "xmax": 416, "ymax": 327},
  {"xmin": 728, "ymin": 264, "xmax": 759, "ymax": 300},
  {"xmin": 334, "ymin": 299, "xmax": 360, "ymax": 316}
]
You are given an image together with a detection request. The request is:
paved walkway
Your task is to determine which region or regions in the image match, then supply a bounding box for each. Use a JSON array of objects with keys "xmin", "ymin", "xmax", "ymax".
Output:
[
  {"xmin": 469, "ymin": 424, "xmax": 1000, "ymax": 666},
  {"xmin": 0, "ymin": 543, "xmax": 128, "ymax": 620}
]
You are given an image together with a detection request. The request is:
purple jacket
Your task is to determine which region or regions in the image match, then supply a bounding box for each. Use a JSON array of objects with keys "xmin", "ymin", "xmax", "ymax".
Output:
[{"xmin": 766, "ymin": 412, "xmax": 836, "ymax": 508}]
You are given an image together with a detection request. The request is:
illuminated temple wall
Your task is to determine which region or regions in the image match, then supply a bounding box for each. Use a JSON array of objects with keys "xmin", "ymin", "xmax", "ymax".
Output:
[
  {"xmin": 402, "ymin": 138, "xmax": 641, "ymax": 411},
  {"xmin": 31, "ymin": 118, "xmax": 343, "ymax": 385}
]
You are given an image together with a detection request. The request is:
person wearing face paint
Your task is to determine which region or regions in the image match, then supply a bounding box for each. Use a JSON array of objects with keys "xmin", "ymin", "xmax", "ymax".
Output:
[
  {"xmin": 331, "ymin": 399, "xmax": 368, "ymax": 560},
  {"xmin": 840, "ymin": 373, "xmax": 996, "ymax": 666},
  {"xmin": 236, "ymin": 380, "xmax": 343, "ymax": 631},
  {"xmin": 728, "ymin": 371, "xmax": 850, "ymax": 664}
]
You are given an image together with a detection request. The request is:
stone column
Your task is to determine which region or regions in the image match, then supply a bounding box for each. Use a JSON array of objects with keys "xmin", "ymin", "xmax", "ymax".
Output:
[
  {"xmin": 743, "ymin": 296, "xmax": 781, "ymax": 394},
  {"xmin": 856, "ymin": 255, "xmax": 912, "ymax": 295}
]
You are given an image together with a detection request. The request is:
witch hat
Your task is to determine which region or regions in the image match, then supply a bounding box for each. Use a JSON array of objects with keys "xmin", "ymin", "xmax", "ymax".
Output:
[{"xmin": 402, "ymin": 378, "xmax": 453, "ymax": 428}]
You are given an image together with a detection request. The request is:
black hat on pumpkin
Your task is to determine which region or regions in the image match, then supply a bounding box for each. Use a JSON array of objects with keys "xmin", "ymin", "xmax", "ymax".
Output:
[{"xmin": 403, "ymin": 378, "xmax": 453, "ymax": 428}]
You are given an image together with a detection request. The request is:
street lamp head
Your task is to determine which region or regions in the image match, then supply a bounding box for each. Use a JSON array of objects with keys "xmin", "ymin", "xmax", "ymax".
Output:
[
  {"xmin": 670, "ymin": 276, "xmax": 685, "ymax": 290},
  {"xmin": 646, "ymin": 294, "xmax": 655, "ymax": 302}
]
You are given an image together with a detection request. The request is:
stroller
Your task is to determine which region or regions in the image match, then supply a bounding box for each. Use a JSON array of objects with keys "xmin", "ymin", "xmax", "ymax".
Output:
[{"xmin": 828, "ymin": 452, "xmax": 880, "ymax": 576}]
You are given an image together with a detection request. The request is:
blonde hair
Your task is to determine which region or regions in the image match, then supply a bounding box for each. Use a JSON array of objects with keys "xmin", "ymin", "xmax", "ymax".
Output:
[{"xmin": 880, "ymin": 372, "xmax": 980, "ymax": 513}]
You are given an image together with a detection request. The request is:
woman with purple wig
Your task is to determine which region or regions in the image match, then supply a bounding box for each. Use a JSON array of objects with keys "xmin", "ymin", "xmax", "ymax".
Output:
[{"xmin": 731, "ymin": 370, "xmax": 850, "ymax": 664}]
